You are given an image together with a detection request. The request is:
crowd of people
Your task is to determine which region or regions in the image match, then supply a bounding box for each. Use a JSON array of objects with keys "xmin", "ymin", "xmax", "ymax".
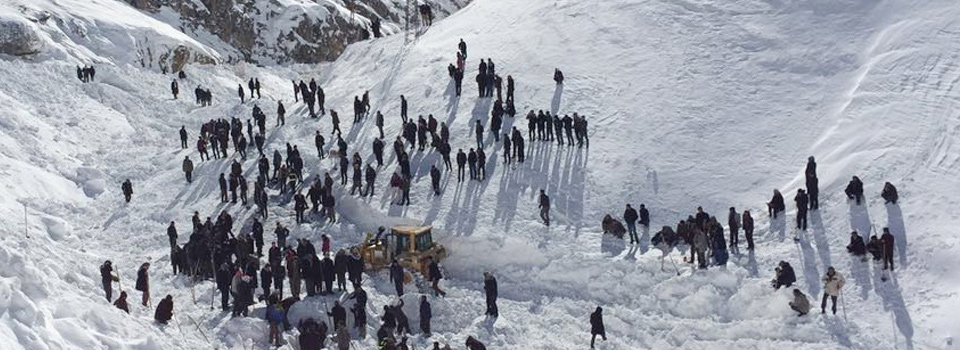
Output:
[{"xmin": 86, "ymin": 19, "xmax": 907, "ymax": 347}]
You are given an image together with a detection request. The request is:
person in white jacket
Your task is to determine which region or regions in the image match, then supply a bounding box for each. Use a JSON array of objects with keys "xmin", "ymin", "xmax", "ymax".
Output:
[{"xmin": 821, "ymin": 266, "xmax": 846, "ymax": 315}]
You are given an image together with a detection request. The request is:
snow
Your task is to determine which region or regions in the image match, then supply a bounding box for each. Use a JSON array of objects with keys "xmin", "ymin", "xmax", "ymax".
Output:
[{"xmin": 1, "ymin": 0, "xmax": 959, "ymax": 349}]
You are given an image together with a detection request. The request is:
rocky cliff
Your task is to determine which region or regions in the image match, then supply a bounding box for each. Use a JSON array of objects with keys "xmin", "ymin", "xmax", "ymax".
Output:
[{"xmin": 127, "ymin": 0, "xmax": 467, "ymax": 65}]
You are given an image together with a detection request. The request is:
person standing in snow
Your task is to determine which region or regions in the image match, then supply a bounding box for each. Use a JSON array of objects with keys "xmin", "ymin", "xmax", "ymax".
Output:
[
  {"xmin": 820, "ymin": 267, "xmax": 845, "ymax": 315},
  {"xmin": 795, "ymin": 189, "xmax": 809, "ymax": 231},
  {"xmin": 742, "ymin": 210, "xmax": 755, "ymax": 250},
  {"xmin": 274, "ymin": 223, "xmax": 289, "ymax": 248},
  {"xmin": 590, "ymin": 306, "xmax": 606, "ymax": 349},
  {"xmin": 100, "ymin": 260, "xmax": 119, "ymax": 302},
  {"xmin": 805, "ymin": 156, "xmax": 819, "ymax": 210},
  {"xmin": 179, "ymin": 126, "xmax": 188, "ymax": 149},
  {"xmin": 538, "ymin": 190, "xmax": 551, "ymax": 226},
  {"xmin": 171, "ymin": 80, "xmax": 179, "ymax": 99},
  {"xmin": 238, "ymin": 84, "xmax": 245, "ymax": 103},
  {"xmin": 216, "ymin": 263, "xmax": 233, "ymax": 310},
  {"xmin": 154, "ymin": 295, "xmax": 174, "ymax": 324},
  {"xmin": 182, "ymin": 156, "xmax": 193, "ymax": 183},
  {"xmin": 121, "ymin": 179, "xmax": 133, "ymax": 203},
  {"xmin": 638, "ymin": 203, "xmax": 650, "ymax": 231},
  {"xmin": 389, "ymin": 259, "xmax": 405, "ymax": 296},
  {"xmin": 768, "ymin": 189, "xmax": 785, "ymax": 219},
  {"xmin": 135, "ymin": 262, "xmax": 150, "ymax": 307},
  {"xmin": 483, "ymin": 272, "xmax": 498, "ymax": 317},
  {"xmin": 881, "ymin": 227, "xmax": 895, "ymax": 271},
  {"xmin": 624, "ymin": 204, "xmax": 639, "ymax": 244},
  {"xmin": 414, "ymin": 295, "xmax": 430, "ymax": 335},
  {"xmin": 166, "ymin": 221, "xmax": 177, "ymax": 252},
  {"xmin": 328, "ymin": 300, "xmax": 347, "ymax": 331},
  {"xmin": 277, "ymin": 101, "xmax": 286, "ymax": 127},
  {"xmin": 554, "ymin": 68, "xmax": 564, "ymax": 85},
  {"xmin": 428, "ymin": 256, "xmax": 446, "ymax": 297},
  {"xmin": 789, "ymin": 288, "xmax": 811, "ymax": 316},
  {"xmin": 727, "ymin": 207, "xmax": 740, "ymax": 247}
]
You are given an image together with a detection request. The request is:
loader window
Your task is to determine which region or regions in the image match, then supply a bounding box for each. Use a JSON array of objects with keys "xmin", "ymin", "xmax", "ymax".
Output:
[
  {"xmin": 415, "ymin": 232, "xmax": 433, "ymax": 252},
  {"xmin": 395, "ymin": 234, "xmax": 410, "ymax": 256}
]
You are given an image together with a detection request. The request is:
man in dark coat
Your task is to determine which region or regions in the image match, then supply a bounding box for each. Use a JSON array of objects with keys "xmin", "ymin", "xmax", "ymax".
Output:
[
  {"xmin": 419, "ymin": 295, "xmax": 432, "ymax": 335},
  {"xmin": 846, "ymin": 231, "xmax": 866, "ymax": 257},
  {"xmin": 154, "ymin": 295, "xmax": 174, "ymax": 324},
  {"xmin": 881, "ymin": 228, "xmax": 895, "ymax": 270},
  {"xmin": 727, "ymin": 207, "xmax": 740, "ymax": 247},
  {"xmin": 742, "ymin": 211, "xmax": 755, "ymax": 250},
  {"xmin": 769, "ymin": 190, "xmax": 785, "ymax": 218},
  {"xmin": 881, "ymin": 182, "xmax": 899, "ymax": 204},
  {"xmin": 845, "ymin": 176, "xmax": 864, "ymax": 205},
  {"xmin": 483, "ymin": 272, "xmax": 498, "ymax": 317},
  {"xmin": 795, "ymin": 189, "xmax": 809, "ymax": 231},
  {"xmin": 428, "ymin": 257, "xmax": 446, "ymax": 297},
  {"xmin": 456, "ymin": 149, "xmax": 467, "ymax": 182},
  {"xmin": 216, "ymin": 263, "xmax": 232, "ymax": 310},
  {"xmin": 136, "ymin": 262, "xmax": 150, "ymax": 306},
  {"xmin": 321, "ymin": 255, "xmax": 335, "ymax": 295},
  {"xmin": 430, "ymin": 165, "xmax": 442, "ymax": 195},
  {"xmin": 623, "ymin": 204, "xmax": 639, "ymax": 244},
  {"xmin": 538, "ymin": 190, "xmax": 550, "ymax": 226},
  {"xmin": 773, "ymin": 261, "xmax": 797, "ymax": 289},
  {"xmin": 100, "ymin": 260, "xmax": 117, "ymax": 301},
  {"xmin": 328, "ymin": 300, "xmax": 347, "ymax": 331},
  {"xmin": 121, "ymin": 179, "xmax": 133, "ymax": 203},
  {"xmin": 389, "ymin": 260, "xmax": 405, "ymax": 296},
  {"xmin": 590, "ymin": 306, "xmax": 606, "ymax": 349}
]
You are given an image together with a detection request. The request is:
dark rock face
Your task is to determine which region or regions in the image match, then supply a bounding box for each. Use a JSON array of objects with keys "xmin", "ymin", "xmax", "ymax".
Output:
[{"xmin": 126, "ymin": 0, "xmax": 467, "ymax": 64}]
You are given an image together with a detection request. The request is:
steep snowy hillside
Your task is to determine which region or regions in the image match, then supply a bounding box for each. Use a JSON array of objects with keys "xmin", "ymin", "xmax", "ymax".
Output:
[{"xmin": 1, "ymin": 0, "xmax": 959, "ymax": 349}]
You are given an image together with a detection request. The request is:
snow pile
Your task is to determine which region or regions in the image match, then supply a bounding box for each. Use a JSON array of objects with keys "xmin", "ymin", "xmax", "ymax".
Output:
[{"xmin": 0, "ymin": 0, "xmax": 959, "ymax": 349}]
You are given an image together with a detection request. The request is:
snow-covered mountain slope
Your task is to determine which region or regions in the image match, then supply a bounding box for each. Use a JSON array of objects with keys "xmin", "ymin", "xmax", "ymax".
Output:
[
  {"xmin": 1, "ymin": 0, "xmax": 959, "ymax": 349},
  {"xmin": 0, "ymin": 0, "xmax": 220, "ymax": 69}
]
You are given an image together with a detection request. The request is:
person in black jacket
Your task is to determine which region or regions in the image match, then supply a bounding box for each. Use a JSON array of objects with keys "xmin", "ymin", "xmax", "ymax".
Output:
[
  {"xmin": 136, "ymin": 262, "xmax": 150, "ymax": 307},
  {"xmin": 334, "ymin": 250, "xmax": 348, "ymax": 291},
  {"xmin": 881, "ymin": 228, "xmax": 895, "ymax": 271},
  {"xmin": 428, "ymin": 257, "xmax": 446, "ymax": 297},
  {"xmin": 100, "ymin": 260, "xmax": 118, "ymax": 301},
  {"xmin": 795, "ymin": 189, "xmax": 809, "ymax": 230},
  {"xmin": 121, "ymin": 179, "xmax": 133, "ymax": 203},
  {"xmin": 623, "ymin": 204, "xmax": 639, "ymax": 244},
  {"xmin": 349, "ymin": 287, "xmax": 368, "ymax": 338},
  {"xmin": 216, "ymin": 263, "xmax": 232, "ymax": 310},
  {"xmin": 845, "ymin": 176, "xmax": 864, "ymax": 205},
  {"xmin": 638, "ymin": 204, "xmax": 650, "ymax": 228},
  {"xmin": 179, "ymin": 126, "xmax": 187, "ymax": 149},
  {"xmin": 846, "ymin": 231, "xmax": 866, "ymax": 257},
  {"xmin": 456, "ymin": 149, "xmax": 467, "ymax": 182},
  {"xmin": 881, "ymin": 182, "xmax": 899, "ymax": 204},
  {"xmin": 805, "ymin": 156, "xmax": 819, "ymax": 210},
  {"xmin": 483, "ymin": 272, "xmax": 498, "ymax": 317},
  {"xmin": 419, "ymin": 295, "xmax": 432, "ymax": 335},
  {"xmin": 590, "ymin": 306, "xmax": 606, "ymax": 349},
  {"xmin": 155, "ymin": 295, "xmax": 174, "ymax": 324},
  {"xmin": 772, "ymin": 261, "xmax": 797, "ymax": 289},
  {"xmin": 389, "ymin": 260, "xmax": 405, "ymax": 296},
  {"xmin": 321, "ymin": 255, "xmax": 335, "ymax": 295},
  {"xmin": 328, "ymin": 300, "xmax": 347, "ymax": 331},
  {"xmin": 769, "ymin": 189, "xmax": 785, "ymax": 218},
  {"xmin": 539, "ymin": 190, "xmax": 551, "ymax": 226}
]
